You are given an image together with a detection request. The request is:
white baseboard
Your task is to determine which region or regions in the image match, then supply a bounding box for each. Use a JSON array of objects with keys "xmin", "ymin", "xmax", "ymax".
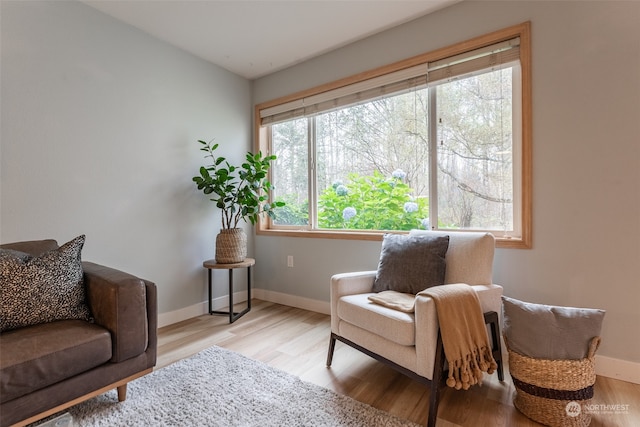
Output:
[
  {"xmin": 158, "ymin": 291, "xmax": 640, "ymax": 385},
  {"xmin": 595, "ymin": 355, "xmax": 640, "ymax": 385},
  {"xmin": 158, "ymin": 289, "xmax": 328, "ymax": 327},
  {"xmin": 158, "ymin": 291, "xmax": 248, "ymax": 328},
  {"xmin": 252, "ymin": 289, "xmax": 330, "ymax": 315}
]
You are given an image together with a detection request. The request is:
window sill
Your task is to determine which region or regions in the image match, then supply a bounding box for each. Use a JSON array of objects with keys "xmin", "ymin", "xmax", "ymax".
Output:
[{"xmin": 256, "ymin": 228, "xmax": 531, "ymax": 249}]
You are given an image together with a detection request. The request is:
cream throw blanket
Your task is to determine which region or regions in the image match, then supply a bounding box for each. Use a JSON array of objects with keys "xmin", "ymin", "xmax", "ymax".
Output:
[
  {"xmin": 368, "ymin": 290, "xmax": 416, "ymax": 313},
  {"xmin": 418, "ymin": 283, "xmax": 497, "ymax": 390}
]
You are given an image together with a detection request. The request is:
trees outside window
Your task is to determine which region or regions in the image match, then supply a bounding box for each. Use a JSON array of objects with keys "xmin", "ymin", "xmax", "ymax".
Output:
[{"xmin": 258, "ymin": 23, "xmax": 531, "ymax": 248}]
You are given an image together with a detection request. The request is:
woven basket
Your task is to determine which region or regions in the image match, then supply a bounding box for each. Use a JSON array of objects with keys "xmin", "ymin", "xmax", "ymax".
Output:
[
  {"xmin": 506, "ymin": 336, "xmax": 600, "ymax": 427},
  {"xmin": 215, "ymin": 228, "xmax": 247, "ymax": 264}
]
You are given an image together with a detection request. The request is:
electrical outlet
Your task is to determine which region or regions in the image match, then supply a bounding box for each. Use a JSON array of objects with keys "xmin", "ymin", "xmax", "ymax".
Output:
[{"xmin": 287, "ymin": 255, "xmax": 294, "ymax": 268}]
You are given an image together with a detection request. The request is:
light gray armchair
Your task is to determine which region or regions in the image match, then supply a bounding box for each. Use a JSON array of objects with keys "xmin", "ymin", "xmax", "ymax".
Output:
[{"xmin": 327, "ymin": 230, "xmax": 504, "ymax": 427}]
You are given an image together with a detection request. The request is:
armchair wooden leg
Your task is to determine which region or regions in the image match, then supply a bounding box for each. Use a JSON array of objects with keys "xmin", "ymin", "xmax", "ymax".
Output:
[
  {"xmin": 117, "ymin": 384, "xmax": 127, "ymax": 402},
  {"xmin": 427, "ymin": 330, "xmax": 446, "ymax": 427},
  {"xmin": 426, "ymin": 312, "xmax": 504, "ymax": 427},
  {"xmin": 327, "ymin": 333, "xmax": 337, "ymax": 367},
  {"xmin": 483, "ymin": 311, "xmax": 504, "ymax": 381}
]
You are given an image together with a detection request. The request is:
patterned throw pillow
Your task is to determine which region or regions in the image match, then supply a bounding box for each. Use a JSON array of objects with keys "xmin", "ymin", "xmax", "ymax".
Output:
[
  {"xmin": 372, "ymin": 233, "xmax": 449, "ymax": 294},
  {"xmin": 0, "ymin": 235, "xmax": 91, "ymax": 332}
]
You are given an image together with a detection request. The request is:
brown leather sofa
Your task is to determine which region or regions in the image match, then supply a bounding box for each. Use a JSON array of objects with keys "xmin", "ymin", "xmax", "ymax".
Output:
[{"xmin": 0, "ymin": 239, "xmax": 157, "ymax": 427}]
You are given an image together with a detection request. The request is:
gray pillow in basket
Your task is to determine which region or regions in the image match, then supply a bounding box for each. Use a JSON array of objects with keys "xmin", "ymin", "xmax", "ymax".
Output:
[{"xmin": 502, "ymin": 295, "xmax": 605, "ymax": 360}]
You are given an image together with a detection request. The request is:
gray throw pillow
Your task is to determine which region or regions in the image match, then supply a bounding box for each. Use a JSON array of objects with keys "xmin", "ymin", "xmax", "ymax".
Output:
[
  {"xmin": 502, "ymin": 295, "xmax": 605, "ymax": 360},
  {"xmin": 372, "ymin": 234, "xmax": 449, "ymax": 294},
  {"xmin": 0, "ymin": 235, "xmax": 91, "ymax": 332}
]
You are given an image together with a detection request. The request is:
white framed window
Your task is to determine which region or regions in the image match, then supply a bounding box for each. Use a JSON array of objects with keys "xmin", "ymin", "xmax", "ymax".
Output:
[{"xmin": 256, "ymin": 22, "xmax": 531, "ymax": 248}]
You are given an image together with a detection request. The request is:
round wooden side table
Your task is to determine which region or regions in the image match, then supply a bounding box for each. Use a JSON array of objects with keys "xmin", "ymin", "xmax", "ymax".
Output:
[{"xmin": 202, "ymin": 258, "xmax": 255, "ymax": 323}]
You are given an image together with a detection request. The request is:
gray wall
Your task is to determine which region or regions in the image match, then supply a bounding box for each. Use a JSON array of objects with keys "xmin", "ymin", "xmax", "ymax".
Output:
[
  {"xmin": 1, "ymin": 0, "xmax": 638, "ymax": 369},
  {"xmin": 0, "ymin": 0, "xmax": 253, "ymax": 315},
  {"xmin": 253, "ymin": 1, "xmax": 640, "ymax": 365}
]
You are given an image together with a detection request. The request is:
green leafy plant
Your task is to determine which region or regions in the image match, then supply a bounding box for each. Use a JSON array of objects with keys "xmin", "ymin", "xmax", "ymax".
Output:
[
  {"xmin": 317, "ymin": 170, "xmax": 429, "ymax": 231},
  {"xmin": 193, "ymin": 139, "xmax": 285, "ymax": 229}
]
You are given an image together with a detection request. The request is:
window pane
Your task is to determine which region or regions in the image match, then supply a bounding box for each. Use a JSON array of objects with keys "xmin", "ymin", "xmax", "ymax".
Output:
[
  {"xmin": 259, "ymin": 23, "xmax": 530, "ymax": 246},
  {"xmin": 315, "ymin": 89, "xmax": 430, "ymax": 231},
  {"xmin": 271, "ymin": 119, "xmax": 309, "ymax": 226},
  {"xmin": 435, "ymin": 67, "xmax": 514, "ymax": 231}
]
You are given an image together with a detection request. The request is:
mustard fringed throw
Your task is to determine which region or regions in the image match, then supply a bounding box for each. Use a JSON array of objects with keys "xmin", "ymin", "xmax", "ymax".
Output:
[{"xmin": 418, "ymin": 284, "xmax": 497, "ymax": 390}]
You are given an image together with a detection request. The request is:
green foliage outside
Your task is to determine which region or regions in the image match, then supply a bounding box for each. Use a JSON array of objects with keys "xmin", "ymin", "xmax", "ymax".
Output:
[
  {"xmin": 272, "ymin": 194, "xmax": 309, "ymax": 226},
  {"xmin": 317, "ymin": 170, "xmax": 430, "ymax": 231}
]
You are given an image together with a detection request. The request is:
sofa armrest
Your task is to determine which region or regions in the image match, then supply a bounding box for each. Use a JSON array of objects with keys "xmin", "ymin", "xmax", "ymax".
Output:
[
  {"xmin": 330, "ymin": 271, "xmax": 376, "ymax": 333},
  {"xmin": 83, "ymin": 262, "xmax": 156, "ymax": 364},
  {"xmin": 472, "ymin": 284, "xmax": 504, "ymax": 315},
  {"xmin": 413, "ymin": 293, "xmax": 440, "ymax": 378},
  {"xmin": 413, "ymin": 283, "xmax": 503, "ymax": 378},
  {"xmin": 330, "ymin": 271, "xmax": 376, "ymax": 301}
]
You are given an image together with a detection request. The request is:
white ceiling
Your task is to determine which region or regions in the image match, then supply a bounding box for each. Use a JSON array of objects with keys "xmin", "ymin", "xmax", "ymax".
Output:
[{"xmin": 83, "ymin": 0, "xmax": 459, "ymax": 79}]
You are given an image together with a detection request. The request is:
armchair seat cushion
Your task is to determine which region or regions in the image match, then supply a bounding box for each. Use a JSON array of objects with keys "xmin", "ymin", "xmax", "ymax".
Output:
[
  {"xmin": 337, "ymin": 294, "xmax": 416, "ymax": 346},
  {"xmin": 0, "ymin": 320, "xmax": 112, "ymax": 403}
]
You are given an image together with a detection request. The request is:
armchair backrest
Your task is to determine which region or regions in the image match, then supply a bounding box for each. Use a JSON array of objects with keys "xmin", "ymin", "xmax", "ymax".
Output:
[{"xmin": 409, "ymin": 230, "xmax": 495, "ymax": 285}]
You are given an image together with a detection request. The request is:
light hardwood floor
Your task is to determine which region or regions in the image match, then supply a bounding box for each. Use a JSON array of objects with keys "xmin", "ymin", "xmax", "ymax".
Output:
[{"xmin": 157, "ymin": 299, "xmax": 640, "ymax": 427}]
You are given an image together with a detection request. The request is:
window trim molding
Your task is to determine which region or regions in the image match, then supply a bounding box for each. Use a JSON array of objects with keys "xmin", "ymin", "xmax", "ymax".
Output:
[{"xmin": 255, "ymin": 22, "xmax": 532, "ymax": 249}]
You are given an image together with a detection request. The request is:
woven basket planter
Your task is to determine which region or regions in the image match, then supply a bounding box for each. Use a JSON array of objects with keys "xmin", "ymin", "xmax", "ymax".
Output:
[
  {"xmin": 506, "ymin": 336, "xmax": 600, "ymax": 427},
  {"xmin": 215, "ymin": 228, "xmax": 247, "ymax": 264}
]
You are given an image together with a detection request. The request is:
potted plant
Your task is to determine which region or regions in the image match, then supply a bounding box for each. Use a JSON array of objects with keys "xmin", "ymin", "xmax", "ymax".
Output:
[{"xmin": 193, "ymin": 139, "xmax": 284, "ymax": 263}]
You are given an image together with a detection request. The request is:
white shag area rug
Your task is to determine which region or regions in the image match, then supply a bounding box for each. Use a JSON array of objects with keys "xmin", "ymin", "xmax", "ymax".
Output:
[{"xmin": 51, "ymin": 346, "xmax": 420, "ymax": 427}]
